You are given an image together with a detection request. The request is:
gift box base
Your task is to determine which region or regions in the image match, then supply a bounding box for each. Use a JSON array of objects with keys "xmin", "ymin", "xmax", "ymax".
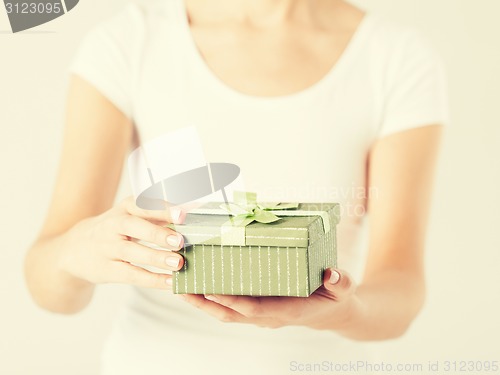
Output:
[{"xmin": 173, "ymin": 227, "xmax": 335, "ymax": 297}]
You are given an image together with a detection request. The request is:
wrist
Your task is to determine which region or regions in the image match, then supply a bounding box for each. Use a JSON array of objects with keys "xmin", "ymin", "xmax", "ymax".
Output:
[
  {"xmin": 56, "ymin": 225, "xmax": 95, "ymax": 292},
  {"xmin": 304, "ymin": 294, "xmax": 366, "ymax": 332},
  {"xmin": 333, "ymin": 294, "xmax": 367, "ymax": 333},
  {"xmin": 25, "ymin": 229, "xmax": 95, "ymax": 314}
]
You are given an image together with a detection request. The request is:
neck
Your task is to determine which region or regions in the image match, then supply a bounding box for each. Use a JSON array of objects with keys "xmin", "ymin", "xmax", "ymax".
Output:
[{"xmin": 184, "ymin": 0, "xmax": 323, "ymax": 28}]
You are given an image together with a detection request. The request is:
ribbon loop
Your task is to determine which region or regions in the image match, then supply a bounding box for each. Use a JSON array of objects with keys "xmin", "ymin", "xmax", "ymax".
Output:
[
  {"xmin": 219, "ymin": 192, "xmax": 300, "ymax": 228},
  {"xmin": 234, "ymin": 191, "xmax": 257, "ymax": 206}
]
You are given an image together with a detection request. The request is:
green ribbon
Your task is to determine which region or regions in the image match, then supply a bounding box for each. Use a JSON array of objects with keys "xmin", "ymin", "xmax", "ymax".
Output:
[
  {"xmin": 219, "ymin": 191, "xmax": 299, "ymax": 227},
  {"xmin": 186, "ymin": 192, "xmax": 331, "ymax": 246}
]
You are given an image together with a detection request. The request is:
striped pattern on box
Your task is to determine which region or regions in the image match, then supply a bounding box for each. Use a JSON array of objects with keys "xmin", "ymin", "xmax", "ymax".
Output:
[{"xmin": 173, "ymin": 223, "xmax": 335, "ymax": 297}]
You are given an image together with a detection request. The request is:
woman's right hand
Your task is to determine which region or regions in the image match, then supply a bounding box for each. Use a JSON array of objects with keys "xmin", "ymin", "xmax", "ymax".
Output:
[{"xmin": 58, "ymin": 196, "xmax": 185, "ymax": 290}]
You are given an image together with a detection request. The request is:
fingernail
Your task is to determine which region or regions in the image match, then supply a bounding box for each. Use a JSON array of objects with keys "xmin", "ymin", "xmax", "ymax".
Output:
[
  {"xmin": 329, "ymin": 270, "xmax": 341, "ymax": 285},
  {"xmin": 165, "ymin": 278, "xmax": 172, "ymax": 286},
  {"xmin": 165, "ymin": 256, "xmax": 180, "ymax": 268},
  {"xmin": 170, "ymin": 208, "xmax": 184, "ymax": 223},
  {"xmin": 167, "ymin": 234, "xmax": 182, "ymax": 248},
  {"xmin": 205, "ymin": 295, "xmax": 218, "ymax": 302}
]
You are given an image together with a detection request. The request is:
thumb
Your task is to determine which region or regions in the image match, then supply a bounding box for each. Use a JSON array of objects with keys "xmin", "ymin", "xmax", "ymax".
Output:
[{"xmin": 322, "ymin": 268, "xmax": 356, "ymax": 301}]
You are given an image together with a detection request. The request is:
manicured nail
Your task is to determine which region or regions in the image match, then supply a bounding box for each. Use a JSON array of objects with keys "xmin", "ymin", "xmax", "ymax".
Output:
[
  {"xmin": 165, "ymin": 278, "xmax": 172, "ymax": 286},
  {"xmin": 165, "ymin": 256, "xmax": 180, "ymax": 268},
  {"xmin": 205, "ymin": 295, "xmax": 218, "ymax": 302},
  {"xmin": 167, "ymin": 234, "xmax": 182, "ymax": 248},
  {"xmin": 170, "ymin": 208, "xmax": 183, "ymax": 223},
  {"xmin": 329, "ymin": 270, "xmax": 341, "ymax": 285}
]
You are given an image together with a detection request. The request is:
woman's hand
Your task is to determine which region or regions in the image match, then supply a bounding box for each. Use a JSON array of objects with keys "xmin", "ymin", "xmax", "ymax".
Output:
[
  {"xmin": 58, "ymin": 196, "xmax": 186, "ymax": 290},
  {"xmin": 180, "ymin": 269, "xmax": 363, "ymax": 331}
]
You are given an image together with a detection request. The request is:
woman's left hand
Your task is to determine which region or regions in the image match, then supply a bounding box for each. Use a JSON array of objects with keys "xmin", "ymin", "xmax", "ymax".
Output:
[{"xmin": 179, "ymin": 268, "xmax": 362, "ymax": 331}]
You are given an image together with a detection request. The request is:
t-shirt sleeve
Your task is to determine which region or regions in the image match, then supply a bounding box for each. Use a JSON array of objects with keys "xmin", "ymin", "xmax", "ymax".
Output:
[
  {"xmin": 68, "ymin": 4, "xmax": 144, "ymax": 121},
  {"xmin": 377, "ymin": 30, "xmax": 450, "ymax": 138}
]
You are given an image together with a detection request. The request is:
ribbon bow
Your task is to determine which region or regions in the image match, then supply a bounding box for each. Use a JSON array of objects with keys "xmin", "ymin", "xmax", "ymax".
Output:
[{"xmin": 219, "ymin": 191, "xmax": 299, "ymax": 227}]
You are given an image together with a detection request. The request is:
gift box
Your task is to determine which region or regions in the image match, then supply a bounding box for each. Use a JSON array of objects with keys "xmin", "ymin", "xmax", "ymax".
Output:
[{"xmin": 169, "ymin": 193, "xmax": 340, "ymax": 297}]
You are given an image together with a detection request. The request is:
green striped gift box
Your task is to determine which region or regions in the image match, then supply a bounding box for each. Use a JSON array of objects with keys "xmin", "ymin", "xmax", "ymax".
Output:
[{"xmin": 171, "ymin": 202, "xmax": 340, "ymax": 297}]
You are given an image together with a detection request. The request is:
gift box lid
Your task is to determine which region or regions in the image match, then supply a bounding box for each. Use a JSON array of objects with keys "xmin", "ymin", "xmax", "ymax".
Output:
[{"xmin": 166, "ymin": 202, "xmax": 340, "ymax": 247}]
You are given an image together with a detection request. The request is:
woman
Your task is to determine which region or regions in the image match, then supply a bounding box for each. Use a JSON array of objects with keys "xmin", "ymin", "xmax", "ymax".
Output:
[{"xmin": 25, "ymin": 0, "xmax": 448, "ymax": 373}]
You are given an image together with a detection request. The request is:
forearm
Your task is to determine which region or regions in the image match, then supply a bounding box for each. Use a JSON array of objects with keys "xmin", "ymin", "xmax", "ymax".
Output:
[
  {"xmin": 24, "ymin": 232, "xmax": 95, "ymax": 315},
  {"xmin": 330, "ymin": 270, "xmax": 425, "ymax": 341}
]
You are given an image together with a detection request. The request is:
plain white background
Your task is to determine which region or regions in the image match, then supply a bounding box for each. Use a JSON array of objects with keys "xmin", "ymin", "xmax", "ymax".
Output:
[{"xmin": 1, "ymin": 0, "xmax": 499, "ymax": 373}]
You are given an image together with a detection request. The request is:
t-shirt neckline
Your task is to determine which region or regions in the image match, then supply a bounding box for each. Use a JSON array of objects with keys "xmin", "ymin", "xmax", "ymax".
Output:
[{"xmin": 175, "ymin": 0, "xmax": 373, "ymax": 103}]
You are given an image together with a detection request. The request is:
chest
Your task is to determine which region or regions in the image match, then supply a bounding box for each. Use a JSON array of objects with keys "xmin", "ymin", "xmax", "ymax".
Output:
[{"xmin": 188, "ymin": 25, "xmax": 354, "ymax": 97}]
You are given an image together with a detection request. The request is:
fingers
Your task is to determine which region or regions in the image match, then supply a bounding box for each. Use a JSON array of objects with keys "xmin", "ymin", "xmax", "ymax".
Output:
[
  {"xmin": 205, "ymin": 295, "xmax": 263, "ymax": 317},
  {"xmin": 322, "ymin": 269, "xmax": 356, "ymax": 301},
  {"xmin": 181, "ymin": 294, "xmax": 245, "ymax": 323},
  {"xmin": 204, "ymin": 295, "xmax": 304, "ymax": 320},
  {"xmin": 116, "ymin": 214, "xmax": 184, "ymax": 251},
  {"xmin": 108, "ymin": 262, "xmax": 173, "ymax": 289},
  {"xmin": 116, "ymin": 241, "xmax": 184, "ymax": 271},
  {"xmin": 119, "ymin": 196, "xmax": 186, "ymax": 224},
  {"xmin": 181, "ymin": 294, "xmax": 286, "ymax": 329}
]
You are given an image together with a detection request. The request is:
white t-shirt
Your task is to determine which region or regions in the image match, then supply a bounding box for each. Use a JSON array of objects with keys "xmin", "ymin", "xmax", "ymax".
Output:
[{"xmin": 69, "ymin": 1, "xmax": 449, "ymax": 374}]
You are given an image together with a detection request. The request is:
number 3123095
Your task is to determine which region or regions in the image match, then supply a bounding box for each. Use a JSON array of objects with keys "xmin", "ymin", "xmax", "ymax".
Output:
[{"xmin": 5, "ymin": 2, "xmax": 62, "ymax": 14}]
